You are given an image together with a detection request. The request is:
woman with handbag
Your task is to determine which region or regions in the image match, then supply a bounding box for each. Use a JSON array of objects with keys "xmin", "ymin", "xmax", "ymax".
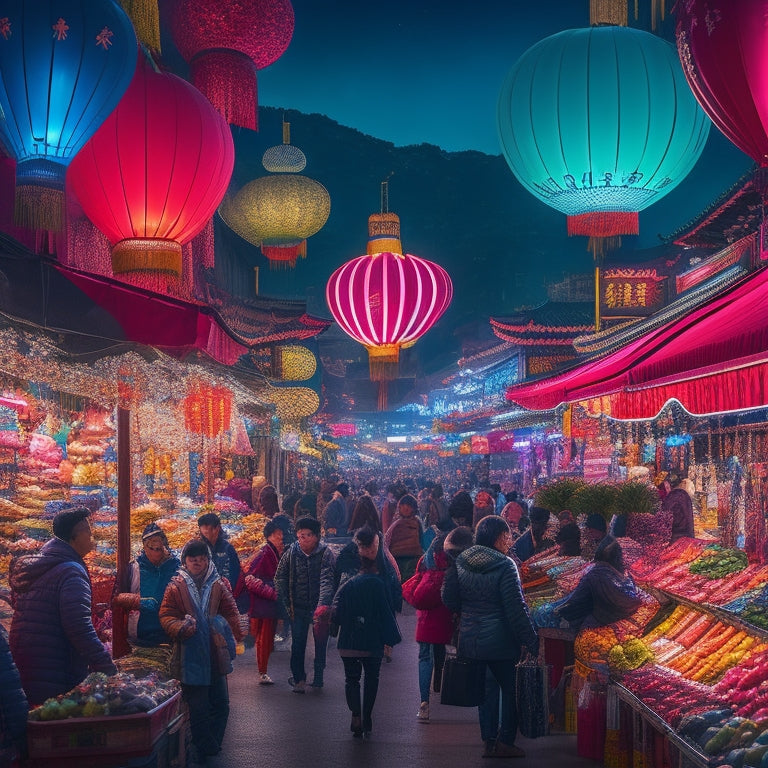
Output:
[
  {"xmin": 160, "ymin": 539, "xmax": 244, "ymax": 764},
  {"xmin": 331, "ymin": 526, "xmax": 402, "ymax": 739},
  {"xmin": 442, "ymin": 515, "xmax": 539, "ymax": 759},
  {"xmin": 401, "ymin": 530, "xmax": 455, "ymax": 723}
]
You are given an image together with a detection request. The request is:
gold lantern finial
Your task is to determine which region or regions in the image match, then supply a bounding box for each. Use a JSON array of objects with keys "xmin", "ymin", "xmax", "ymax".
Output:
[
  {"xmin": 590, "ymin": 0, "xmax": 628, "ymax": 26},
  {"xmin": 283, "ymin": 119, "xmax": 291, "ymax": 145}
]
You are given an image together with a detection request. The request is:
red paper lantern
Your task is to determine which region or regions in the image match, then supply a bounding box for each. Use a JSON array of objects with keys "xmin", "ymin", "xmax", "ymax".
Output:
[
  {"xmin": 184, "ymin": 385, "xmax": 233, "ymax": 439},
  {"xmin": 167, "ymin": 0, "xmax": 294, "ymax": 130},
  {"xmin": 68, "ymin": 55, "xmax": 234, "ymax": 278},
  {"xmin": 676, "ymin": 3, "xmax": 768, "ymax": 190},
  {"xmin": 326, "ymin": 211, "xmax": 452, "ymax": 409}
]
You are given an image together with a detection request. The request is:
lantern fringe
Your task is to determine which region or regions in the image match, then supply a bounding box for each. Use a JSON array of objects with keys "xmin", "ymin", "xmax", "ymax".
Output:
[
  {"xmin": 567, "ymin": 210, "xmax": 639, "ymax": 238},
  {"xmin": 191, "ymin": 49, "xmax": 258, "ymax": 130},
  {"xmin": 588, "ymin": 235, "xmax": 622, "ymax": 261},
  {"xmin": 262, "ymin": 240, "xmax": 306, "ymax": 269},
  {"xmin": 119, "ymin": 0, "xmax": 161, "ymax": 51},
  {"xmin": 377, "ymin": 381, "xmax": 389, "ymax": 412},
  {"xmin": 15, "ymin": 185, "xmax": 64, "ymax": 234},
  {"xmin": 112, "ymin": 239, "xmax": 183, "ymax": 276},
  {"xmin": 367, "ymin": 344, "xmax": 400, "ymax": 382}
]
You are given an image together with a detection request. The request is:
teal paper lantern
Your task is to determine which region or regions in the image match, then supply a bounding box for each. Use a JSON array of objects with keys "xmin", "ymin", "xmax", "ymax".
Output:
[{"xmin": 497, "ymin": 25, "xmax": 710, "ymax": 242}]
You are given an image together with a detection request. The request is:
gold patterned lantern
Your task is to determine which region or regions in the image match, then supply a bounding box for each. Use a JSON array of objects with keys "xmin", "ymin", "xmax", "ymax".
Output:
[
  {"xmin": 219, "ymin": 121, "xmax": 330, "ymax": 269},
  {"xmin": 273, "ymin": 345, "xmax": 317, "ymax": 381},
  {"xmin": 265, "ymin": 384, "xmax": 320, "ymax": 421}
]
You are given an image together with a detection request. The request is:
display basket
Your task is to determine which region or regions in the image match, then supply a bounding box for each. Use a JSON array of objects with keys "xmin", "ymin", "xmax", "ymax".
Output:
[{"xmin": 27, "ymin": 691, "xmax": 181, "ymax": 759}]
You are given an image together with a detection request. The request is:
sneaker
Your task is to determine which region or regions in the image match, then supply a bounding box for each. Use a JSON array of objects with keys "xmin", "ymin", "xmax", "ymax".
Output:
[
  {"xmin": 292, "ymin": 680, "xmax": 306, "ymax": 694},
  {"xmin": 274, "ymin": 634, "xmax": 284, "ymax": 642},
  {"xmin": 259, "ymin": 673, "xmax": 274, "ymax": 685},
  {"xmin": 417, "ymin": 702, "xmax": 429, "ymax": 722},
  {"xmin": 489, "ymin": 741, "xmax": 525, "ymax": 758}
]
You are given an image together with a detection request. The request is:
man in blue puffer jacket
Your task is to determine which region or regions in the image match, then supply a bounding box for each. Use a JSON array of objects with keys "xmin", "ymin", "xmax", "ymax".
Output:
[
  {"xmin": 442, "ymin": 514, "xmax": 539, "ymax": 759},
  {"xmin": 9, "ymin": 507, "xmax": 116, "ymax": 706}
]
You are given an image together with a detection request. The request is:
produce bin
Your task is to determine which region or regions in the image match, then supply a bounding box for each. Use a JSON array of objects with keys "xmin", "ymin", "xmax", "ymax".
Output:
[{"xmin": 26, "ymin": 692, "xmax": 181, "ymax": 761}]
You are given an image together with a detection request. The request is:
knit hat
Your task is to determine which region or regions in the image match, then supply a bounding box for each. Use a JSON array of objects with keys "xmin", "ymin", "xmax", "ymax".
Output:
[{"xmin": 142, "ymin": 522, "xmax": 167, "ymax": 544}]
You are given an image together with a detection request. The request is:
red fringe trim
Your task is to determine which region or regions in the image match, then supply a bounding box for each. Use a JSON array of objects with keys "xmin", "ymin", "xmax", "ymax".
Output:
[
  {"xmin": 191, "ymin": 49, "xmax": 258, "ymax": 130},
  {"xmin": 567, "ymin": 211, "xmax": 639, "ymax": 238},
  {"xmin": 262, "ymin": 241, "xmax": 305, "ymax": 269}
]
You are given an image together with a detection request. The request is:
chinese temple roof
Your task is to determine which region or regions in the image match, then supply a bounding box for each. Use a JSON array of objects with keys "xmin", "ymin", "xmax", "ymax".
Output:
[
  {"xmin": 490, "ymin": 302, "xmax": 594, "ymax": 346},
  {"xmin": 667, "ymin": 170, "xmax": 761, "ymax": 250}
]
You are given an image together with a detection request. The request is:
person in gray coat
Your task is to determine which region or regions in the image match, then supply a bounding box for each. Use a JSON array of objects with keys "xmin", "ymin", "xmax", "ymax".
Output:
[
  {"xmin": 275, "ymin": 517, "xmax": 336, "ymax": 692},
  {"xmin": 9, "ymin": 507, "xmax": 116, "ymax": 706},
  {"xmin": 442, "ymin": 515, "xmax": 539, "ymax": 759}
]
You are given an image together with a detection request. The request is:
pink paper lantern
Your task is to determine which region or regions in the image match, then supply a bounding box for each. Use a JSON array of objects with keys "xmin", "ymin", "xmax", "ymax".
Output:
[
  {"xmin": 67, "ymin": 56, "xmax": 234, "ymax": 279},
  {"xmin": 167, "ymin": 0, "xmax": 294, "ymax": 130},
  {"xmin": 326, "ymin": 250, "xmax": 453, "ymax": 381}
]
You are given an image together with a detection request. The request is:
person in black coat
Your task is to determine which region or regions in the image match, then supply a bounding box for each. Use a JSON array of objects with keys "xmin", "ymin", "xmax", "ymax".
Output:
[
  {"xmin": 442, "ymin": 515, "xmax": 539, "ymax": 759},
  {"xmin": 331, "ymin": 527, "xmax": 402, "ymax": 739},
  {"xmin": 9, "ymin": 507, "xmax": 116, "ymax": 705}
]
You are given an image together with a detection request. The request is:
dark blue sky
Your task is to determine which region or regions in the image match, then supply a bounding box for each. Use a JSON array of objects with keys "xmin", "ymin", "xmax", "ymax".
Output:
[{"xmin": 256, "ymin": 0, "xmax": 753, "ymax": 247}]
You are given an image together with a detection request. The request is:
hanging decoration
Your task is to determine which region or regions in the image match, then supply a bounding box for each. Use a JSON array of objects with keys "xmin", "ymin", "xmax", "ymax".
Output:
[
  {"xmin": 273, "ymin": 345, "xmax": 317, "ymax": 381},
  {"xmin": 67, "ymin": 54, "xmax": 234, "ymax": 288},
  {"xmin": 325, "ymin": 185, "xmax": 453, "ymax": 410},
  {"xmin": 497, "ymin": 15, "xmax": 709, "ymax": 328},
  {"xmin": 0, "ymin": 0, "xmax": 136, "ymax": 236},
  {"xmin": 167, "ymin": 0, "xmax": 294, "ymax": 130},
  {"xmin": 118, "ymin": 0, "xmax": 160, "ymax": 51},
  {"xmin": 183, "ymin": 384, "xmax": 233, "ymax": 439},
  {"xmin": 219, "ymin": 121, "xmax": 330, "ymax": 269},
  {"xmin": 675, "ymin": 2, "xmax": 768, "ymax": 213}
]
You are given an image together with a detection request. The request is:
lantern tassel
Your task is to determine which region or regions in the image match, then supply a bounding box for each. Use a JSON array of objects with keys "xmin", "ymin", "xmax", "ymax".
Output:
[
  {"xmin": 567, "ymin": 210, "xmax": 638, "ymax": 238},
  {"xmin": 118, "ymin": 0, "xmax": 161, "ymax": 51},
  {"xmin": 111, "ymin": 239, "xmax": 183, "ymax": 276},
  {"xmin": 15, "ymin": 185, "xmax": 63, "ymax": 235},
  {"xmin": 190, "ymin": 50, "xmax": 258, "ymax": 130},
  {"xmin": 367, "ymin": 344, "xmax": 400, "ymax": 383},
  {"xmin": 262, "ymin": 241, "xmax": 305, "ymax": 269}
]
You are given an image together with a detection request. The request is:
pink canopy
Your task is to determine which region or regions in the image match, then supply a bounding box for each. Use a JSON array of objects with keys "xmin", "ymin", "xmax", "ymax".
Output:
[{"xmin": 506, "ymin": 267, "xmax": 768, "ymax": 419}]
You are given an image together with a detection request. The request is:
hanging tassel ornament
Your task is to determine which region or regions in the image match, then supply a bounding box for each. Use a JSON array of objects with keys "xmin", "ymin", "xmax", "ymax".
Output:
[{"xmin": 119, "ymin": 0, "xmax": 161, "ymax": 51}]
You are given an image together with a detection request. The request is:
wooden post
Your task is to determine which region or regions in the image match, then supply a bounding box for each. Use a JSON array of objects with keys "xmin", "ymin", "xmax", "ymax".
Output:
[{"xmin": 113, "ymin": 405, "xmax": 132, "ymax": 659}]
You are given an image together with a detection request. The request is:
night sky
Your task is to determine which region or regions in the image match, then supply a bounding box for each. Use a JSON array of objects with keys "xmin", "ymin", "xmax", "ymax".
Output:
[{"xmin": 255, "ymin": 0, "xmax": 753, "ymax": 248}]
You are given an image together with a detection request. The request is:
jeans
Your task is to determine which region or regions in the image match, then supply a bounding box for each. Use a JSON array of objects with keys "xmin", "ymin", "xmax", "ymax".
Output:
[
  {"xmin": 290, "ymin": 614, "xmax": 328, "ymax": 683},
  {"xmin": 342, "ymin": 655, "xmax": 382, "ymax": 729},
  {"xmin": 417, "ymin": 642, "xmax": 446, "ymax": 702},
  {"xmin": 477, "ymin": 659, "xmax": 518, "ymax": 745},
  {"xmin": 182, "ymin": 674, "xmax": 229, "ymax": 756}
]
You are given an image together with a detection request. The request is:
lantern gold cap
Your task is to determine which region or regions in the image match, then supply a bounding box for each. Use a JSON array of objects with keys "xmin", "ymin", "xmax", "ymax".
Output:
[{"xmin": 367, "ymin": 212, "xmax": 402, "ymax": 255}]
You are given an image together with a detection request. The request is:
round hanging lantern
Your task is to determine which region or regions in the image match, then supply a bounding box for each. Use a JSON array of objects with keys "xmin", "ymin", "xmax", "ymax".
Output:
[
  {"xmin": 274, "ymin": 345, "xmax": 317, "ymax": 381},
  {"xmin": 497, "ymin": 25, "xmax": 709, "ymax": 244},
  {"xmin": 183, "ymin": 384, "xmax": 233, "ymax": 439},
  {"xmin": 0, "ymin": 0, "xmax": 137, "ymax": 233},
  {"xmin": 266, "ymin": 384, "xmax": 320, "ymax": 422},
  {"xmin": 325, "ymin": 217, "xmax": 453, "ymax": 386},
  {"xmin": 167, "ymin": 0, "xmax": 294, "ymax": 130},
  {"xmin": 219, "ymin": 122, "xmax": 330, "ymax": 269},
  {"xmin": 68, "ymin": 55, "xmax": 235, "ymax": 278},
  {"xmin": 675, "ymin": 2, "xmax": 768, "ymax": 194}
]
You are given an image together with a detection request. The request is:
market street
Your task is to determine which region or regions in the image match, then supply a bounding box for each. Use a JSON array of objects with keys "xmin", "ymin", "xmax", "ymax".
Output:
[{"xmin": 211, "ymin": 604, "xmax": 595, "ymax": 768}]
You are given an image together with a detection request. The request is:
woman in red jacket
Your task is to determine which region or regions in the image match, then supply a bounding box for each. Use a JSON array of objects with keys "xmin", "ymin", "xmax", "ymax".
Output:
[
  {"xmin": 402, "ymin": 533, "xmax": 455, "ymax": 723},
  {"xmin": 235, "ymin": 519, "xmax": 284, "ymax": 685}
]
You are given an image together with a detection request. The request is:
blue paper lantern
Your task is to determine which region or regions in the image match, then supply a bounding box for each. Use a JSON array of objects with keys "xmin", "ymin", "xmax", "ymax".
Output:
[
  {"xmin": 0, "ymin": 0, "xmax": 137, "ymax": 231},
  {"xmin": 497, "ymin": 25, "xmax": 709, "ymax": 242}
]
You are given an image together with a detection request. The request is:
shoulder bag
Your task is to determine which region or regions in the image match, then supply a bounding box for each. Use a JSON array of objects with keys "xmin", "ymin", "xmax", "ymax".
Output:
[{"xmin": 440, "ymin": 647, "xmax": 485, "ymax": 707}]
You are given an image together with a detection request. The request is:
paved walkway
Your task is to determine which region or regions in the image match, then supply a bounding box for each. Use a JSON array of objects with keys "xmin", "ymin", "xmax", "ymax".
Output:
[{"xmin": 209, "ymin": 605, "xmax": 600, "ymax": 768}]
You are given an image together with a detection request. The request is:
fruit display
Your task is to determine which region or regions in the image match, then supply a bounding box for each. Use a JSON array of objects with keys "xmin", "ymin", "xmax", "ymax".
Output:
[{"xmin": 28, "ymin": 671, "xmax": 179, "ymax": 721}]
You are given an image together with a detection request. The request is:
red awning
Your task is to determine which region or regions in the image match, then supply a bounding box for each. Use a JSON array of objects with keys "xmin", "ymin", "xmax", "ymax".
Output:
[
  {"xmin": 56, "ymin": 263, "xmax": 248, "ymax": 365},
  {"xmin": 506, "ymin": 266, "xmax": 768, "ymax": 419}
]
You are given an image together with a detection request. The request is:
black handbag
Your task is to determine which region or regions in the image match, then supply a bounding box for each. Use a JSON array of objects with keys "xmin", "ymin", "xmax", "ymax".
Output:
[{"xmin": 440, "ymin": 654, "xmax": 486, "ymax": 707}]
